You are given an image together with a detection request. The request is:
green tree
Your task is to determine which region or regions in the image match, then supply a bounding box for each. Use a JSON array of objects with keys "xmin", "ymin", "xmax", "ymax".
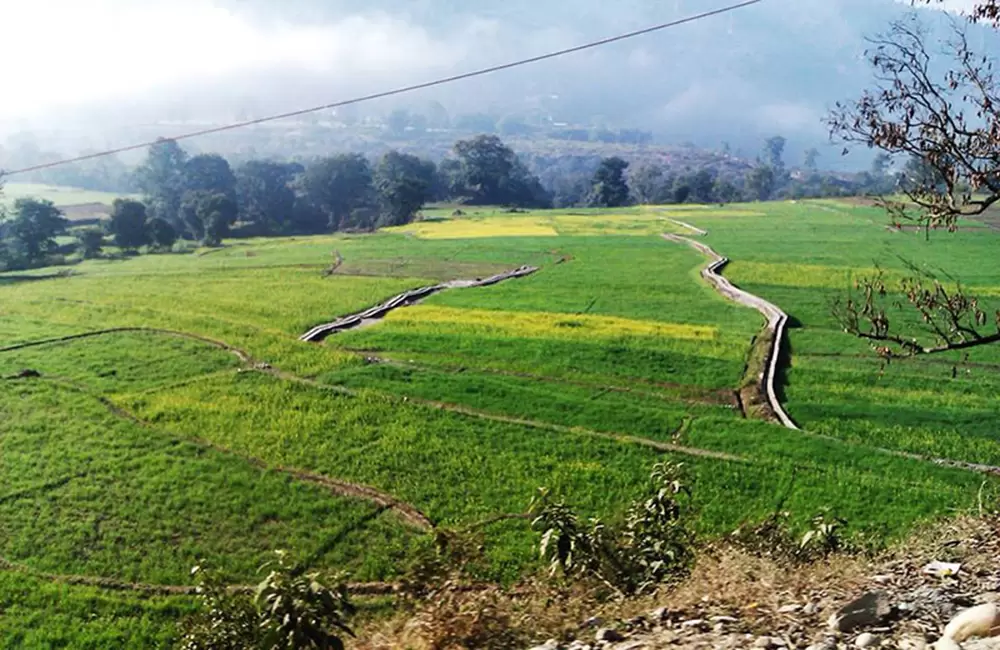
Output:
[
  {"xmin": 300, "ymin": 154, "xmax": 375, "ymax": 231},
  {"xmin": 587, "ymin": 157, "xmax": 631, "ymax": 207},
  {"xmin": 374, "ymin": 151, "xmax": 436, "ymax": 227},
  {"xmin": 629, "ymin": 164, "xmax": 668, "ymax": 205},
  {"xmin": 6, "ymin": 198, "xmax": 68, "ymax": 263},
  {"xmin": 451, "ymin": 135, "xmax": 549, "ymax": 207},
  {"xmin": 76, "ymin": 227, "xmax": 105, "ymax": 259},
  {"xmin": 712, "ymin": 177, "xmax": 741, "ymax": 204},
  {"xmin": 184, "ymin": 154, "xmax": 237, "ymax": 199},
  {"xmin": 181, "ymin": 191, "xmax": 238, "ymax": 246},
  {"xmin": 453, "ymin": 134, "xmax": 516, "ymax": 205},
  {"xmin": 236, "ymin": 160, "xmax": 301, "ymax": 232},
  {"xmin": 687, "ymin": 169, "xmax": 716, "ymax": 204},
  {"xmin": 745, "ymin": 165, "xmax": 776, "ymax": 201},
  {"xmin": 147, "ymin": 217, "xmax": 177, "ymax": 251},
  {"xmin": 135, "ymin": 139, "xmax": 188, "ymax": 231},
  {"xmin": 765, "ymin": 136, "xmax": 787, "ymax": 170},
  {"xmin": 108, "ymin": 199, "xmax": 150, "ymax": 252}
]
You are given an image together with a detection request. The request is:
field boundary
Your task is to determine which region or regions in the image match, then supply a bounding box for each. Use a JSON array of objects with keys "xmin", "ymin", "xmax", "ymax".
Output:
[
  {"xmin": 25, "ymin": 374, "xmax": 434, "ymax": 531},
  {"xmin": 662, "ymin": 233, "xmax": 798, "ymax": 430},
  {"xmin": 300, "ymin": 265, "xmax": 539, "ymax": 342},
  {"xmin": 0, "ymin": 327, "xmax": 254, "ymax": 363}
]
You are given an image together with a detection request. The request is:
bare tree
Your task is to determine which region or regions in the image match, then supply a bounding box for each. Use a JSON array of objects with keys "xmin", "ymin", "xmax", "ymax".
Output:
[{"xmin": 827, "ymin": 4, "xmax": 1000, "ymax": 357}]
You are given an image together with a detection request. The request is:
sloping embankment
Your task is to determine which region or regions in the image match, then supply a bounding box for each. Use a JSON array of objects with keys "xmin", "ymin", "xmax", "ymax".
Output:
[
  {"xmin": 300, "ymin": 265, "xmax": 539, "ymax": 342},
  {"xmin": 662, "ymin": 233, "xmax": 798, "ymax": 430}
]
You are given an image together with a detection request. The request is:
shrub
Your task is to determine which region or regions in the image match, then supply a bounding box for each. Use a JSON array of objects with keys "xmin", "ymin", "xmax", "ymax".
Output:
[
  {"xmin": 530, "ymin": 461, "xmax": 694, "ymax": 596},
  {"xmin": 180, "ymin": 551, "xmax": 355, "ymax": 650}
]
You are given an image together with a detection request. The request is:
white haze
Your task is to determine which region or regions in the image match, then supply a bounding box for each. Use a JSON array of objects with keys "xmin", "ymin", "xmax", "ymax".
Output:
[{"xmin": 1, "ymin": 0, "xmax": 995, "ymax": 166}]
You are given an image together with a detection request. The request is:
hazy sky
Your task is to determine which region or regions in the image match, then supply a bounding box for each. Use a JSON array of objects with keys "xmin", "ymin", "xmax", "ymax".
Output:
[{"xmin": 1, "ymin": 0, "xmax": 976, "ymax": 122}]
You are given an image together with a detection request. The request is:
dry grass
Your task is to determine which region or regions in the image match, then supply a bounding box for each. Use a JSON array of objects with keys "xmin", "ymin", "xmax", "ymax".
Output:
[{"xmin": 351, "ymin": 513, "xmax": 1000, "ymax": 649}]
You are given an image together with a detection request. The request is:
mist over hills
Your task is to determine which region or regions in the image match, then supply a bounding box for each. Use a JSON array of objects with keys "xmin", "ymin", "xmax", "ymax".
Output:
[{"xmin": 1, "ymin": 0, "xmax": 995, "ymax": 171}]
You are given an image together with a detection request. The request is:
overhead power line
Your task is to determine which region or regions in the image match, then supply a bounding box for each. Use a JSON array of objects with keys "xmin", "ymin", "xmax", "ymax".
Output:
[{"xmin": 1, "ymin": 0, "xmax": 763, "ymax": 178}]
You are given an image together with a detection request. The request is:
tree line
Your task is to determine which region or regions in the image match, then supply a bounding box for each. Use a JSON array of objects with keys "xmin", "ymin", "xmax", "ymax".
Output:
[
  {"xmin": 0, "ymin": 134, "xmax": 552, "ymax": 270},
  {"xmin": 0, "ymin": 132, "xmax": 907, "ymax": 272},
  {"xmin": 574, "ymin": 137, "xmax": 900, "ymax": 209}
]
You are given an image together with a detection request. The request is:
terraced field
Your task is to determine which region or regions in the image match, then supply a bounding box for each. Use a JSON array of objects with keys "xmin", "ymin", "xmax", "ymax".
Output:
[{"xmin": 1, "ymin": 203, "xmax": 997, "ymax": 645}]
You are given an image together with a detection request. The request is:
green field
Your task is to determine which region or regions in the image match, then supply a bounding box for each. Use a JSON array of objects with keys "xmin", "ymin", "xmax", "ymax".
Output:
[
  {"xmin": 1, "ymin": 202, "xmax": 998, "ymax": 646},
  {"xmin": 0, "ymin": 182, "xmax": 133, "ymax": 207}
]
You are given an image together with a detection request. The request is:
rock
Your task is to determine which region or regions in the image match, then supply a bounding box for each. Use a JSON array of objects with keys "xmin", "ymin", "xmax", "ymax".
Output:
[
  {"xmin": 829, "ymin": 592, "xmax": 894, "ymax": 633},
  {"xmin": 680, "ymin": 619, "xmax": 706, "ymax": 629},
  {"xmin": 855, "ymin": 633, "xmax": 879, "ymax": 648},
  {"xmin": 649, "ymin": 607, "xmax": 669, "ymax": 623},
  {"xmin": 872, "ymin": 575, "xmax": 893, "ymax": 584},
  {"xmin": 754, "ymin": 636, "xmax": 776, "ymax": 648},
  {"xmin": 898, "ymin": 636, "xmax": 927, "ymax": 650},
  {"xmin": 614, "ymin": 641, "xmax": 650, "ymax": 650},
  {"xmin": 596, "ymin": 628, "xmax": 626, "ymax": 643},
  {"xmin": 711, "ymin": 616, "xmax": 739, "ymax": 624},
  {"xmin": 584, "ymin": 617, "xmax": 604, "ymax": 629},
  {"xmin": 804, "ymin": 602, "xmax": 821, "ymax": 616},
  {"xmin": 529, "ymin": 641, "xmax": 560, "ymax": 650},
  {"xmin": 779, "ymin": 605, "xmax": 803, "ymax": 614},
  {"xmin": 942, "ymin": 604, "xmax": 1000, "ymax": 643},
  {"xmin": 932, "ymin": 639, "xmax": 962, "ymax": 650},
  {"xmin": 964, "ymin": 639, "xmax": 1000, "ymax": 650},
  {"xmin": 806, "ymin": 641, "xmax": 837, "ymax": 650}
]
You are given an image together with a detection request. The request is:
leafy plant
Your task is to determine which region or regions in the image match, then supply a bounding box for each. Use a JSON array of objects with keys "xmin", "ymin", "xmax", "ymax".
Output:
[
  {"xmin": 530, "ymin": 461, "xmax": 694, "ymax": 596},
  {"xmin": 179, "ymin": 551, "xmax": 355, "ymax": 650},
  {"xmin": 798, "ymin": 510, "xmax": 849, "ymax": 559}
]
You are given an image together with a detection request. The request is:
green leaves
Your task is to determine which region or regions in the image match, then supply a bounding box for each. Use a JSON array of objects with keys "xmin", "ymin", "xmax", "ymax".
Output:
[
  {"xmin": 531, "ymin": 462, "xmax": 694, "ymax": 596},
  {"xmin": 182, "ymin": 551, "xmax": 355, "ymax": 650}
]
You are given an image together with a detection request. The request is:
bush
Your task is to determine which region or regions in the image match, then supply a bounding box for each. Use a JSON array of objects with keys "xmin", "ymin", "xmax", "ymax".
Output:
[
  {"xmin": 76, "ymin": 228, "xmax": 105, "ymax": 259},
  {"xmin": 530, "ymin": 461, "xmax": 694, "ymax": 596},
  {"xmin": 180, "ymin": 551, "xmax": 355, "ymax": 650}
]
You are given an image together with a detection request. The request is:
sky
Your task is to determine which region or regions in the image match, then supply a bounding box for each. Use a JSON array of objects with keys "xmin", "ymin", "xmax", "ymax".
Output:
[
  {"xmin": 0, "ymin": 0, "xmax": 991, "ymax": 166},
  {"xmin": 0, "ymin": 0, "xmax": 978, "ymax": 122}
]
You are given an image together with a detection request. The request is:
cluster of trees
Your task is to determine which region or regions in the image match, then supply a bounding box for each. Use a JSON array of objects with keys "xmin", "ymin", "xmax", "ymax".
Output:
[
  {"xmin": 0, "ymin": 198, "xmax": 69, "ymax": 270},
  {"xmin": 134, "ymin": 134, "xmax": 550, "ymax": 244},
  {"xmin": 0, "ymin": 134, "xmax": 555, "ymax": 270},
  {"xmin": 575, "ymin": 137, "xmax": 902, "ymax": 209}
]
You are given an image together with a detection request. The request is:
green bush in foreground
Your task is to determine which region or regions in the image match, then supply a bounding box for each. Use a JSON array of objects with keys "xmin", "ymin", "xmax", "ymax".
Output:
[
  {"xmin": 530, "ymin": 461, "xmax": 694, "ymax": 597},
  {"xmin": 180, "ymin": 551, "xmax": 355, "ymax": 650}
]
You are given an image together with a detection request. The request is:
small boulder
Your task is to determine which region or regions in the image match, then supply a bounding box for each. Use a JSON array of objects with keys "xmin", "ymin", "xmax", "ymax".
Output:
[
  {"xmin": 941, "ymin": 603, "xmax": 1000, "ymax": 643},
  {"xmin": 595, "ymin": 628, "xmax": 625, "ymax": 643},
  {"xmin": 829, "ymin": 591, "xmax": 894, "ymax": 633},
  {"xmin": 680, "ymin": 619, "xmax": 706, "ymax": 630},
  {"xmin": 649, "ymin": 607, "xmax": 669, "ymax": 623},
  {"xmin": 779, "ymin": 605, "xmax": 802, "ymax": 614},
  {"xmin": 753, "ymin": 636, "xmax": 776, "ymax": 648},
  {"xmin": 855, "ymin": 633, "xmax": 879, "ymax": 648}
]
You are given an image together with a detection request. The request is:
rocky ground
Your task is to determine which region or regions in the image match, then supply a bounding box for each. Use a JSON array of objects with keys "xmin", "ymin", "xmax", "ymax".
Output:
[{"xmin": 524, "ymin": 517, "xmax": 999, "ymax": 650}]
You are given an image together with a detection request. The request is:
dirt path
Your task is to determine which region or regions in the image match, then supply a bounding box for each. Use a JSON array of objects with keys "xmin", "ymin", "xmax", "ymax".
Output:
[
  {"xmin": 0, "ymin": 327, "xmax": 254, "ymax": 363},
  {"xmin": 662, "ymin": 233, "xmax": 798, "ymax": 430},
  {"xmin": 300, "ymin": 265, "xmax": 539, "ymax": 342},
  {"xmin": 29, "ymin": 374, "xmax": 433, "ymax": 531}
]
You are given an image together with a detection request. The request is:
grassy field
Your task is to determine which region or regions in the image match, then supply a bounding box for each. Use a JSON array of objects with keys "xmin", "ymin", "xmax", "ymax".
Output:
[
  {"xmin": 0, "ymin": 182, "xmax": 135, "ymax": 214},
  {"xmin": 1, "ymin": 203, "xmax": 998, "ymax": 645}
]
